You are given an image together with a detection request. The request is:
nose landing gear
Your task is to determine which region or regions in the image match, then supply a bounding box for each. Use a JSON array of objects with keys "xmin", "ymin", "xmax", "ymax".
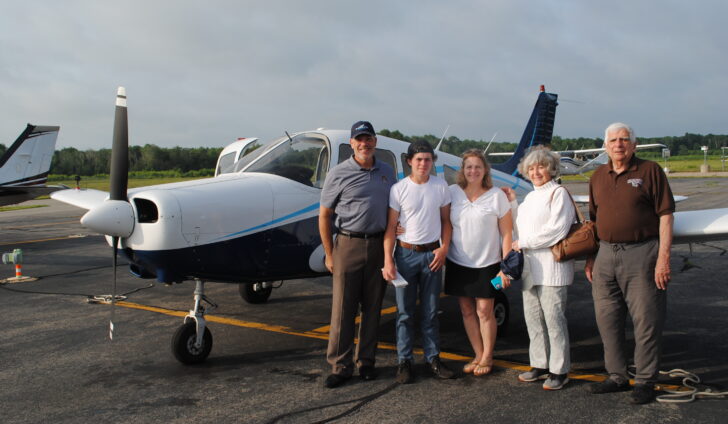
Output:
[{"xmin": 171, "ymin": 279, "xmax": 217, "ymax": 364}]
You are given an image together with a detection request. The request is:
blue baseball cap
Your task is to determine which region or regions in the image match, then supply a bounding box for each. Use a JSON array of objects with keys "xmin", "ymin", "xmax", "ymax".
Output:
[{"xmin": 351, "ymin": 121, "xmax": 376, "ymax": 139}]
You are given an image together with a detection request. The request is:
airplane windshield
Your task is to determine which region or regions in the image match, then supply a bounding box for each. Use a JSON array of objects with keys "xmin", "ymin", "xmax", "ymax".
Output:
[{"xmin": 239, "ymin": 133, "xmax": 330, "ymax": 188}]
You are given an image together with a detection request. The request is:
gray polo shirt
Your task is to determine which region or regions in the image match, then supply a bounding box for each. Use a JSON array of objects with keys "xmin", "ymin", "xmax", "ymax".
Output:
[{"xmin": 320, "ymin": 156, "xmax": 395, "ymax": 234}]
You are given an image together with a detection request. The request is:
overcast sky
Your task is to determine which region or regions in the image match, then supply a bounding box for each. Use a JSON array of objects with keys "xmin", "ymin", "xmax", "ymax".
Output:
[{"xmin": 1, "ymin": 0, "xmax": 726, "ymax": 150}]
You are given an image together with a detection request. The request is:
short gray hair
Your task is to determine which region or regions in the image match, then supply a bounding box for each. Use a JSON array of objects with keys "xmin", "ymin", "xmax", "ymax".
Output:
[
  {"xmin": 604, "ymin": 122, "xmax": 636, "ymax": 144},
  {"xmin": 517, "ymin": 145, "xmax": 561, "ymax": 180}
]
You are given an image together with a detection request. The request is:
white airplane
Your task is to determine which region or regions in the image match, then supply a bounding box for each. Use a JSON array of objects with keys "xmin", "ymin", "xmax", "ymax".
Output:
[
  {"xmin": 51, "ymin": 86, "xmax": 728, "ymax": 364},
  {"xmin": 51, "ymin": 86, "xmax": 558, "ymax": 363},
  {"xmin": 490, "ymin": 144, "xmax": 667, "ymax": 176},
  {"xmin": 0, "ymin": 124, "xmax": 62, "ymax": 206}
]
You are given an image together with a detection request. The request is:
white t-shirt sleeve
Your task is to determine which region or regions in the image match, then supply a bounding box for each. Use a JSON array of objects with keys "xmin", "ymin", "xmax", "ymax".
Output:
[
  {"xmin": 389, "ymin": 183, "xmax": 401, "ymax": 212},
  {"xmin": 495, "ymin": 189, "xmax": 510, "ymax": 219},
  {"xmin": 440, "ymin": 179, "xmax": 452, "ymax": 207}
]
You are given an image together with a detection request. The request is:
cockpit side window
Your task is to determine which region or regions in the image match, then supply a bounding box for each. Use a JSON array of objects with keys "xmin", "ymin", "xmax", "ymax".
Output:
[
  {"xmin": 338, "ymin": 144, "xmax": 397, "ymax": 180},
  {"xmin": 241, "ymin": 133, "xmax": 330, "ymax": 187},
  {"xmin": 216, "ymin": 152, "xmax": 237, "ymax": 176}
]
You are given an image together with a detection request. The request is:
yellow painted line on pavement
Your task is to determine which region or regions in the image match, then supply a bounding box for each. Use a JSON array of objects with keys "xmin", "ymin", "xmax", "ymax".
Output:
[
  {"xmin": 310, "ymin": 294, "xmax": 448, "ymax": 334},
  {"xmin": 0, "ymin": 219, "xmax": 81, "ymax": 230},
  {"xmin": 0, "ymin": 234, "xmax": 88, "ymax": 246},
  {"xmin": 310, "ymin": 305, "xmax": 399, "ymax": 334},
  {"xmin": 114, "ymin": 300, "xmax": 684, "ymax": 391}
]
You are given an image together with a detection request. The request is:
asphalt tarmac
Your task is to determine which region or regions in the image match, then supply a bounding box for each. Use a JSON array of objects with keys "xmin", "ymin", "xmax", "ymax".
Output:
[{"xmin": 1, "ymin": 178, "xmax": 727, "ymax": 423}]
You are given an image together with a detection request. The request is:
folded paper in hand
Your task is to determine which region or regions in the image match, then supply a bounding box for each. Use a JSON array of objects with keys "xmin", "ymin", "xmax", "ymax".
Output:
[{"xmin": 386, "ymin": 270, "xmax": 409, "ymax": 288}]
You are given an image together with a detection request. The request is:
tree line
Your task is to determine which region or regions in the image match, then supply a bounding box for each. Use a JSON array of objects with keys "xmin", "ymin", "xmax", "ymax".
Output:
[
  {"xmin": 379, "ymin": 130, "xmax": 728, "ymax": 158},
  {"xmin": 0, "ymin": 132, "xmax": 725, "ymax": 177}
]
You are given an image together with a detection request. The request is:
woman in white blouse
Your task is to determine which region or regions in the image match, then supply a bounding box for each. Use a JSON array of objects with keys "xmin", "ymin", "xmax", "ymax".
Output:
[
  {"xmin": 445, "ymin": 149, "xmax": 513, "ymax": 376},
  {"xmin": 511, "ymin": 146, "xmax": 576, "ymax": 391}
]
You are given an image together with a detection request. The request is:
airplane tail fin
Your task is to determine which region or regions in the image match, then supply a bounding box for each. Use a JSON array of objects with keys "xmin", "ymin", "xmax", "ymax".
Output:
[
  {"xmin": 492, "ymin": 86, "xmax": 558, "ymax": 176},
  {"xmin": 0, "ymin": 124, "xmax": 60, "ymax": 186}
]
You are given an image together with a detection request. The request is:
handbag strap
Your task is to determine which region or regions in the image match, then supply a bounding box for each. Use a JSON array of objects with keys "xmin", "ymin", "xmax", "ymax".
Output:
[{"xmin": 548, "ymin": 186, "xmax": 585, "ymax": 223}]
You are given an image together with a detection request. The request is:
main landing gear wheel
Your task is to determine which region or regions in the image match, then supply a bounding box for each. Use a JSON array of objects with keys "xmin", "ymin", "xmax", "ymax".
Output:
[
  {"xmin": 494, "ymin": 291, "xmax": 510, "ymax": 336},
  {"xmin": 171, "ymin": 321, "xmax": 213, "ymax": 364},
  {"xmin": 239, "ymin": 282, "xmax": 273, "ymax": 304}
]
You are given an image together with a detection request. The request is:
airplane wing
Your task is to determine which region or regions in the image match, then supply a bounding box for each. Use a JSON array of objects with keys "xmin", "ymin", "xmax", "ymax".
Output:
[
  {"xmin": 571, "ymin": 143, "xmax": 666, "ymax": 156},
  {"xmin": 51, "ymin": 188, "xmax": 109, "ymax": 210},
  {"xmin": 0, "ymin": 184, "xmax": 68, "ymax": 207},
  {"xmin": 673, "ymin": 208, "xmax": 728, "ymax": 243},
  {"xmin": 571, "ymin": 194, "xmax": 688, "ymax": 204}
]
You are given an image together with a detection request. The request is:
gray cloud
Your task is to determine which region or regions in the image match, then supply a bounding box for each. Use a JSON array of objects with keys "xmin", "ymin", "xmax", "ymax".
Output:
[{"xmin": 1, "ymin": 0, "xmax": 726, "ymax": 150}]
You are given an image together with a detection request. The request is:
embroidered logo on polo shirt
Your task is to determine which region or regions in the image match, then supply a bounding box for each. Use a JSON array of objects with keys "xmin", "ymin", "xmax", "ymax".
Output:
[{"xmin": 627, "ymin": 178, "xmax": 643, "ymax": 187}]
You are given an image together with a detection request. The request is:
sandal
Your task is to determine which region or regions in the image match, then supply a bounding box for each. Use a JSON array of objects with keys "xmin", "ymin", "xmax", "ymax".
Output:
[
  {"xmin": 463, "ymin": 361, "xmax": 479, "ymax": 374},
  {"xmin": 473, "ymin": 362, "xmax": 493, "ymax": 377}
]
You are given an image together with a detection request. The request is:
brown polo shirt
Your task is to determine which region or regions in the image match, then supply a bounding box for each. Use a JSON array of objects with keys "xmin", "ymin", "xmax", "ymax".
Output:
[{"xmin": 589, "ymin": 156, "xmax": 674, "ymax": 243}]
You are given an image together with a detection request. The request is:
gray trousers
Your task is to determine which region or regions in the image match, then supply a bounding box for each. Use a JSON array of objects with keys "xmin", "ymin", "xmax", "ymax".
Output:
[
  {"xmin": 523, "ymin": 285, "xmax": 570, "ymax": 375},
  {"xmin": 592, "ymin": 238, "xmax": 666, "ymax": 384},
  {"xmin": 326, "ymin": 235, "xmax": 386, "ymax": 376}
]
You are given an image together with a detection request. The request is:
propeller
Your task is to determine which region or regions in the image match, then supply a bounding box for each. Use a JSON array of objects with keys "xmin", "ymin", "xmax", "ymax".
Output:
[{"xmin": 81, "ymin": 87, "xmax": 134, "ymax": 340}]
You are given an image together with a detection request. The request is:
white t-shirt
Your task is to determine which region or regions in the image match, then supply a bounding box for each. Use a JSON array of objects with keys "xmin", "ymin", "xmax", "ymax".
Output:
[
  {"xmin": 389, "ymin": 175, "xmax": 451, "ymax": 245},
  {"xmin": 447, "ymin": 185, "xmax": 511, "ymax": 268}
]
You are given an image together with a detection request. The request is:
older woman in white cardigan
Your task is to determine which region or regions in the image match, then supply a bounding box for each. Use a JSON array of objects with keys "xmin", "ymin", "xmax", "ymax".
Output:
[{"xmin": 510, "ymin": 146, "xmax": 576, "ymax": 391}]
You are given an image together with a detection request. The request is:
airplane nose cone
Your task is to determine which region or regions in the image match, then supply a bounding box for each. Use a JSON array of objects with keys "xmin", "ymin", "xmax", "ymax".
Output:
[{"xmin": 81, "ymin": 200, "xmax": 135, "ymax": 237}]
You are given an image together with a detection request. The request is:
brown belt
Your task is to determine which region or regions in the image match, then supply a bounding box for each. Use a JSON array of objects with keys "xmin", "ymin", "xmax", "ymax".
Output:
[{"xmin": 398, "ymin": 240, "xmax": 440, "ymax": 252}]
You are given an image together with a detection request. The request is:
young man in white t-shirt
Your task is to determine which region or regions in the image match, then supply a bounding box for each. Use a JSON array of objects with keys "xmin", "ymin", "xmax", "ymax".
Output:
[{"xmin": 383, "ymin": 140, "xmax": 455, "ymax": 383}]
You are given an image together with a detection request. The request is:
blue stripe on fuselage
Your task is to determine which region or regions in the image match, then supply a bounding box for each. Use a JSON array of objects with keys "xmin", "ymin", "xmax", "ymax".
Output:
[{"xmin": 215, "ymin": 202, "xmax": 320, "ymax": 241}]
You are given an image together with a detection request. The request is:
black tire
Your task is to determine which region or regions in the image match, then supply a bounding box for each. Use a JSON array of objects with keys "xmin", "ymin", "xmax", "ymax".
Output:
[
  {"xmin": 494, "ymin": 291, "xmax": 510, "ymax": 336},
  {"xmin": 239, "ymin": 282, "xmax": 273, "ymax": 304},
  {"xmin": 171, "ymin": 321, "xmax": 212, "ymax": 364}
]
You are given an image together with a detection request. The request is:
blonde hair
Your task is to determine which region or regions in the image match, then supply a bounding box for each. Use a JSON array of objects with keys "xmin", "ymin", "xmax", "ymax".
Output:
[{"xmin": 456, "ymin": 149, "xmax": 493, "ymax": 189}]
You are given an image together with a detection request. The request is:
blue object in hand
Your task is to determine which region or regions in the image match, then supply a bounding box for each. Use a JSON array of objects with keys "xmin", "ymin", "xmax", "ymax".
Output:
[{"xmin": 491, "ymin": 275, "xmax": 503, "ymax": 290}]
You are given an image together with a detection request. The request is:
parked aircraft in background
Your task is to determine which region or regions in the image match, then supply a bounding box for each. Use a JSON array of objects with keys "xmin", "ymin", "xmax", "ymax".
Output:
[
  {"xmin": 489, "ymin": 143, "xmax": 666, "ymax": 176},
  {"xmin": 0, "ymin": 124, "xmax": 62, "ymax": 206},
  {"xmin": 51, "ymin": 86, "xmax": 558, "ymax": 364}
]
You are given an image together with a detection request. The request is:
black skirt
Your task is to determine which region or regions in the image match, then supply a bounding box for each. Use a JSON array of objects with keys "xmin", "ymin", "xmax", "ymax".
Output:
[{"xmin": 444, "ymin": 258, "xmax": 500, "ymax": 299}]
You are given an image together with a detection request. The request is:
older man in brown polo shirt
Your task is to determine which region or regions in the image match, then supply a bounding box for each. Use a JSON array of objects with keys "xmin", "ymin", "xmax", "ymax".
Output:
[{"xmin": 585, "ymin": 122, "xmax": 674, "ymax": 405}]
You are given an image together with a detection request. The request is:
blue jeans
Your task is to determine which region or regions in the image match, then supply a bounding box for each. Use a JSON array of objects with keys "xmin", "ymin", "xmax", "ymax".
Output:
[{"xmin": 394, "ymin": 244, "xmax": 442, "ymax": 363}]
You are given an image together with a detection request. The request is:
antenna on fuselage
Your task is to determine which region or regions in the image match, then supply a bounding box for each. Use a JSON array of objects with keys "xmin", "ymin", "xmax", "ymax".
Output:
[
  {"xmin": 285, "ymin": 131, "xmax": 294, "ymax": 143},
  {"xmin": 434, "ymin": 124, "xmax": 450, "ymax": 152},
  {"xmin": 483, "ymin": 132, "xmax": 498, "ymax": 154}
]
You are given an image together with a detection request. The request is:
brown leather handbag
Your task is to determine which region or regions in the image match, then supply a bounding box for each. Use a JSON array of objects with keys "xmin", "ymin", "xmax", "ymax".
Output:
[{"xmin": 549, "ymin": 188, "xmax": 599, "ymax": 262}]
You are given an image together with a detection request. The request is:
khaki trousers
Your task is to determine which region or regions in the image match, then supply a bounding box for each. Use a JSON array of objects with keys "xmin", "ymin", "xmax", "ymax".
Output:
[
  {"xmin": 592, "ymin": 238, "xmax": 666, "ymax": 384},
  {"xmin": 326, "ymin": 235, "xmax": 386, "ymax": 376}
]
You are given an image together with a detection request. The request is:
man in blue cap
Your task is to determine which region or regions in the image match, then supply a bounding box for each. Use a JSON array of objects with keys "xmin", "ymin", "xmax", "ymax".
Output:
[{"xmin": 319, "ymin": 121, "xmax": 394, "ymax": 388}]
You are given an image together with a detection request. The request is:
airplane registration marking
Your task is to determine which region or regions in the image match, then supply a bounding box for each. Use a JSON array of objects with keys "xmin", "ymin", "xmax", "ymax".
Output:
[{"xmin": 113, "ymin": 300, "xmax": 683, "ymax": 391}]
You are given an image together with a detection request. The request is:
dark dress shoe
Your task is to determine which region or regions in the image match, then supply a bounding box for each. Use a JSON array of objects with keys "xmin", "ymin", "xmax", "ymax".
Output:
[
  {"xmin": 396, "ymin": 360, "xmax": 414, "ymax": 384},
  {"xmin": 630, "ymin": 383, "xmax": 656, "ymax": 404},
  {"xmin": 429, "ymin": 356, "xmax": 456, "ymax": 379},
  {"xmin": 359, "ymin": 366, "xmax": 378, "ymax": 381},
  {"xmin": 588, "ymin": 378, "xmax": 631, "ymax": 394},
  {"xmin": 324, "ymin": 373, "xmax": 350, "ymax": 389}
]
